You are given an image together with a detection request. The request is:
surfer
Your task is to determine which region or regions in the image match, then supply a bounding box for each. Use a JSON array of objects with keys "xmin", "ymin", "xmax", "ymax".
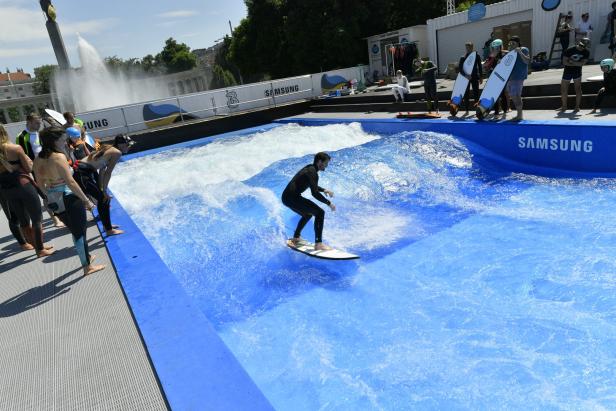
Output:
[
  {"xmin": 282, "ymin": 152, "xmax": 336, "ymax": 251},
  {"xmin": 506, "ymin": 36, "xmax": 530, "ymax": 121},
  {"xmin": 459, "ymin": 42, "xmax": 483, "ymax": 115}
]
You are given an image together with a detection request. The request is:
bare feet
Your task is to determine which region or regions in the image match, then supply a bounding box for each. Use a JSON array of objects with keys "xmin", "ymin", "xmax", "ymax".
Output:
[
  {"xmin": 573, "ymin": 107, "xmax": 580, "ymax": 112},
  {"xmin": 556, "ymin": 107, "xmax": 566, "ymax": 112},
  {"xmin": 510, "ymin": 116, "xmax": 523, "ymax": 121},
  {"xmin": 84, "ymin": 264, "xmax": 105, "ymax": 276},
  {"xmin": 105, "ymin": 228, "xmax": 124, "ymax": 236},
  {"xmin": 314, "ymin": 243, "xmax": 332, "ymax": 251},
  {"xmin": 43, "ymin": 244, "xmax": 54, "ymax": 250},
  {"xmin": 21, "ymin": 243, "xmax": 34, "ymax": 251},
  {"xmin": 52, "ymin": 216, "xmax": 65, "ymax": 228},
  {"xmin": 589, "ymin": 109, "xmax": 597, "ymax": 114},
  {"xmin": 36, "ymin": 248, "xmax": 55, "ymax": 258},
  {"xmin": 288, "ymin": 237, "xmax": 306, "ymax": 246}
]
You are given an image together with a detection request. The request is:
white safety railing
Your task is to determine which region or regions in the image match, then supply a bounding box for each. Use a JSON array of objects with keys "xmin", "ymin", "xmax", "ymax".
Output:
[{"xmin": 4, "ymin": 66, "xmax": 367, "ymax": 141}]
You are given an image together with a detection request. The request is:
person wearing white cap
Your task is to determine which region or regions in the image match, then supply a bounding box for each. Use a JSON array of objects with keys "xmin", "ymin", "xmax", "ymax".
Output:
[{"xmin": 590, "ymin": 59, "xmax": 616, "ymax": 113}]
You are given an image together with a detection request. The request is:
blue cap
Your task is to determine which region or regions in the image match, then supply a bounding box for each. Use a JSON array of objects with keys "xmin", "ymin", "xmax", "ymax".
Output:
[{"xmin": 66, "ymin": 127, "xmax": 81, "ymax": 140}]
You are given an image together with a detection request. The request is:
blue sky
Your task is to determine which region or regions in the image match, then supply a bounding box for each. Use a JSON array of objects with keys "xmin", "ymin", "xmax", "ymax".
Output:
[{"xmin": 0, "ymin": 0, "xmax": 247, "ymax": 75}]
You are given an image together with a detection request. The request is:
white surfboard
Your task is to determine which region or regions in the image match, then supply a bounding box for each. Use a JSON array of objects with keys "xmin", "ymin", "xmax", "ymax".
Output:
[
  {"xmin": 586, "ymin": 75, "xmax": 603, "ymax": 82},
  {"xmin": 45, "ymin": 108, "xmax": 96, "ymax": 148},
  {"xmin": 287, "ymin": 239, "xmax": 359, "ymax": 260},
  {"xmin": 45, "ymin": 108, "xmax": 66, "ymax": 125},
  {"xmin": 476, "ymin": 50, "xmax": 518, "ymax": 119},
  {"xmin": 449, "ymin": 52, "xmax": 477, "ymax": 114}
]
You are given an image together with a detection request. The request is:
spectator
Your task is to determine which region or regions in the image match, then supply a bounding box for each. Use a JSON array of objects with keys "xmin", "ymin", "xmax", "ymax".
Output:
[
  {"xmin": 0, "ymin": 124, "xmax": 54, "ymax": 257},
  {"xmin": 458, "ymin": 42, "xmax": 483, "ymax": 115},
  {"xmin": 15, "ymin": 113, "xmax": 64, "ymax": 228},
  {"xmin": 33, "ymin": 127, "xmax": 105, "ymax": 277},
  {"xmin": 575, "ymin": 13, "xmax": 593, "ymax": 45},
  {"xmin": 506, "ymin": 36, "xmax": 531, "ymax": 121},
  {"xmin": 483, "ymin": 32, "xmax": 496, "ymax": 60},
  {"xmin": 558, "ymin": 14, "xmax": 574, "ymax": 65},
  {"xmin": 559, "ymin": 38, "xmax": 590, "ymax": 112},
  {"xmin": 483, "ymin": 39, "xmax": 510, "ymax": 116},
  {"xmin": 391, "ymin": 70, "xmax": 410, "ymax": 103},
  {"xmin": 590, "ymin": 58, "xmax": 616, "ymax": 113},
  {"xmin": 414, "ymin": 58, "xmax": 439, "ymax": 113}
]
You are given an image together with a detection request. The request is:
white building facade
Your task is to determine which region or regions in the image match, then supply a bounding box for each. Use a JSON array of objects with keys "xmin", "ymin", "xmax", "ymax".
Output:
[{"xmin": 427, "ymin": 0, "xmax": 613, "ymax": 72}]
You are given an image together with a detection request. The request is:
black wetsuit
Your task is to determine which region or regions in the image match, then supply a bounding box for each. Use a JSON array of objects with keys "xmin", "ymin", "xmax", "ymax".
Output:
[
  {"xmin": 594, "ymin": 70, "xmax": 616, "ymax": 109},
  {"xmin": 72, "ymin": 162, "xmax": 112, "ymax": 231},
  {"xmin": 282, "ymin": 164, "xmax": 330, "ymax": 243}
]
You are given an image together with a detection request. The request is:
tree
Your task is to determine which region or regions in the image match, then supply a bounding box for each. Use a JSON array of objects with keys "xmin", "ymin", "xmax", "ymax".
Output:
[
  {"xmin": 209, "ymin": 65, "xmax": 237, "ymax": 89},
  {"xmin": 157, "ymin": 38, "xmax": 197, "ymax": 73},
  {"xmin": 32, "ymin": 64, "xmax": 57, "ymax": 95}
]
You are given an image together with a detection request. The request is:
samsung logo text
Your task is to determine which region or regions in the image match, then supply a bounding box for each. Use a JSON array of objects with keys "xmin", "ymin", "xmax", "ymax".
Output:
[{"xmin": 518, "ymin": 137, "xmax": 592, "ymax": 153}]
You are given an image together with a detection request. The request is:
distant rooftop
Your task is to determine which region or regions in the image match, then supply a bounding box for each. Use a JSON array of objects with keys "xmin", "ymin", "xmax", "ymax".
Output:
[{"xmin": 0, "ymin": 69, "xmax": 32, "ymax": 83}]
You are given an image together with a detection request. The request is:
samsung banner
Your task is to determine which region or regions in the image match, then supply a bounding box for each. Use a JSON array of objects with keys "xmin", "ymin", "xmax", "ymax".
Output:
[{"xmin": 3, "ymin": 65, "xmax": 368, "ymax": 142}]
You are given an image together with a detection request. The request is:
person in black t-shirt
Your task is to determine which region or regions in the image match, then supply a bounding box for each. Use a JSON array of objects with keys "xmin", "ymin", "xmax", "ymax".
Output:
[
  {"xmin": 282, "ymin": 152, "xmax": 336, "ymax": 251},
  {"xmin": 559, "ymin": 38, "xmax": 590, "ymax": 112}
]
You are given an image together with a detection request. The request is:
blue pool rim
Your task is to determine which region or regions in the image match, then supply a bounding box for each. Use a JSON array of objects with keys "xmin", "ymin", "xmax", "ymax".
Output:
[{"xmin": 100, "ymin": 117, "xmax": 616, "ymax": 409}]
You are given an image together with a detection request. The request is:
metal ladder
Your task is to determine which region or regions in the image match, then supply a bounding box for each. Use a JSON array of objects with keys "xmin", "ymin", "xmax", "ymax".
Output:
[{"xmin": 547, "ymin": 13, "xmax": 568, "ymax": 67}]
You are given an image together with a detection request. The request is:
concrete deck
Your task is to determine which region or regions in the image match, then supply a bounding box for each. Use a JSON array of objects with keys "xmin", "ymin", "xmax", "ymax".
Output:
[
  {"xmin": 286, "ymin": 107, "xmax": 616, "ymax": 122},
  {"xmin": 0, "ymin": 215, "xmax": 167, "ymax": 410}
]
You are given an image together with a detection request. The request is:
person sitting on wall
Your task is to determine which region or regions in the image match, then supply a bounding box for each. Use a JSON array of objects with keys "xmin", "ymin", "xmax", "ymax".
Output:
[
  {"xmin": 589, "ymin": 59, "xmax": 616, "ymax": 114},
  {"xmin": 414, "ymin": 58, "xmax": 439, "ymax": 113},
  {"xmin": 558, "ymin": 38, "xmax": 590, "ymax": 112},
  {"xmin": 391, "ymin": 70, "xmax": 410, "ymax": 103}
]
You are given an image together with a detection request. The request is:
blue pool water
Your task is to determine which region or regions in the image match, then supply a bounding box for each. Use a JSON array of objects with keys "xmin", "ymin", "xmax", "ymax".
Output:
[{"xmin": 111, "ymin": 123, "xmax": 616, "ymax": 410}]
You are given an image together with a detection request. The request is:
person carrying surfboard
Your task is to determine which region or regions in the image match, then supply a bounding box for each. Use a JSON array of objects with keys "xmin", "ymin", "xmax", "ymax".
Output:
[
  {"xmin": 459, "ymin": 42, "xmax": 483, "ymax": 115},
  {"xmin": 505, "ymin": 36, "xmax": 530, "ymax": 121},
  {"xmin": 282, "ymin": 152, "xmax": 335, "ymax": 251},
  {"xmin": 482, "ymin": 39, "xmax": 510, "ymax": 116}
]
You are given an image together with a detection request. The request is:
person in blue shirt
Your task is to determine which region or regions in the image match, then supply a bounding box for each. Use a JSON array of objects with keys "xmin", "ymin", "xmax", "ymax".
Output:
[{"xmin": 505, "ymin": 36, "xmax": 530, "ymax": 121}]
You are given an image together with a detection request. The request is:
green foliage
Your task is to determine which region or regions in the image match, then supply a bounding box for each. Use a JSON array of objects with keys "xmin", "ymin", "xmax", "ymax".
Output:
[
  {"xmin": 456, "ymin": 0, "xmax": 475, "ymax": 12},
  {"xmin": 157, "ymin": 38, "xmax": 197, "ymax": 74},
  {"xmin": 7, "ymin": 107, "xmax": 21, "ymax": 123},
  {"xmin": 226, "ymin": 0, "xmax": 448, "ymax": 81},
  {"xmin": 210, "ymin": 65, "xmax": 237, "ymax": 89},
  {"xmin": 32, "ymin": 64, "xmax": 57, "ymax": 95}
]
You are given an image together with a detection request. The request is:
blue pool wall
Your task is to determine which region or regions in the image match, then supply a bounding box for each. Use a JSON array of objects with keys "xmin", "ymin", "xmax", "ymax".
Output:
[
  {"xmin": 102, "ymin": 118, "xmax": 616, "ymax": 409},
  {"xmin": 276, "ymin": 118, "xmax": 616, "ymax": 177}
]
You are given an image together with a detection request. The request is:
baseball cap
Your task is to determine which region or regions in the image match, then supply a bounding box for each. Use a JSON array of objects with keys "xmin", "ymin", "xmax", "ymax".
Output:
[
  {"xmin": 65, "ymin": 126, "xmax": 81, "ymax": 140},
  {"xmin": 113, "ymin": 134, "xmax": 135, "ymax": 147}
]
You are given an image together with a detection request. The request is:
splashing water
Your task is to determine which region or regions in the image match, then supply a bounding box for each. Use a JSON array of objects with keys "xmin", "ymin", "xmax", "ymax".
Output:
[
  {"xmin": 53, "ymin": 35, "xmax": 169, "ymax": 111},
  {"xmin": 112, "ymin": 123, "xmax": 616, "ymax": 410}
]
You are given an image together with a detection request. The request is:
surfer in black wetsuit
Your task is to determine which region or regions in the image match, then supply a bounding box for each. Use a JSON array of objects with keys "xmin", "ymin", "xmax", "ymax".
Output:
[{"xmin": 282, "ymin": 152, "xmax": 336, "ymax": 251}]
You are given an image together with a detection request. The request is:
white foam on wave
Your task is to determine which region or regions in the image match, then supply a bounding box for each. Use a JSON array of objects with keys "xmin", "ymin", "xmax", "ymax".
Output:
[
  {"xmin": 327, "ymin": 204, "xmax": 420, "ymax": 251},
  {"xmin": 110, "ymin": 122, "xmax": 379, "ymax": 215}
]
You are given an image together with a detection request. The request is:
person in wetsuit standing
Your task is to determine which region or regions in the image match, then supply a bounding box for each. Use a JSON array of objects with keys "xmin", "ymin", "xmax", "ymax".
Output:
[{"xmin": 282, "ymin": 152, "xmax": 336, "ymax": 251}]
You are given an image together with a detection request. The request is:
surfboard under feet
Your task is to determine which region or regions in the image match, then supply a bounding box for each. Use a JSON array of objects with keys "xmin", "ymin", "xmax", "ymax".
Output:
[{"xmin": 286, "ymin": 239, "xmax": 359, "ymax": 260}]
